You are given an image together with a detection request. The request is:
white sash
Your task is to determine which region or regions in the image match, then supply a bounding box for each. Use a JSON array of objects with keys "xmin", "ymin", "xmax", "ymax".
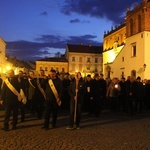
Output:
[
  {"xmin": 4, "ymin": 78, "xmax": 22, "ymax": 101},
  {"xmin": 20, "ymin": 89, "xmax": 27, "ymax": 104},
  {"xmin": 37, "ymin": 78, "xmax": 46, "ymax": 100},
  {"xmin": 28, "ymin": 78, "xmax": 35, "ymax": 88},
  {"xmin": 48, "ymin": 79, "xmax": 61, "ymax": 106}
]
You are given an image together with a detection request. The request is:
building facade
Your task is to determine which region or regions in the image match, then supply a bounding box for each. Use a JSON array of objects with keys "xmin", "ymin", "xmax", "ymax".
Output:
[
  {"xmin": 0, "ymin": 37, "xmax": 15, "ymax": 75},
  {"xmin": 36, "ymin": 57, "xmax": 68, "ymax": 76},
  {"xmin": 0, "ymin": 37, "xmax": 7, "ymax": 73},
  {"xmin": 66, "ymin": 44, "xmax": 103, "ymax": 76},
  {"xmin": 103, "ymin": 0, "xmax": 150, "ymax": 80}
]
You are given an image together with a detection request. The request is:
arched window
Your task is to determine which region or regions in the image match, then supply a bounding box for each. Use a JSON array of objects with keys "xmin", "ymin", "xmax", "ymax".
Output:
[
  {"xmin": 138, "ymin": 15, "xmax": 142, "ymax": 32},
  {"xmin": 130, "ymin": 19, "xmax": 133, "ymax": 36}
]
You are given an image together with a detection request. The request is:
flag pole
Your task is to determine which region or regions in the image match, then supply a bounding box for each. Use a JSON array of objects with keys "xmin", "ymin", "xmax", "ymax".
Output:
[{"xmin": 74, "ymin": 77, "xmax": 78, "ymax": 127}]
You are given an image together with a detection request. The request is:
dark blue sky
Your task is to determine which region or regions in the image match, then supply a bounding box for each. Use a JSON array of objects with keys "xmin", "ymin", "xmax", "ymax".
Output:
[{"xmin": 0, "ymin": 0, "xmax": 141, "ymax": 61}]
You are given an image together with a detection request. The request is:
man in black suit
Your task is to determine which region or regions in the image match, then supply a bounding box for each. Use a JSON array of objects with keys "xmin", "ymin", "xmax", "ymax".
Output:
[
  {"xmin": 33, "ymin": 70, "xmax": 47, "ymax": 119},
  {"xmin": 43, "ymin": 69, "xmax": 63, "ymax": 130},
  {"xmin": 0, "ymin": 69, "xmax": 21, "ymax": 131}
]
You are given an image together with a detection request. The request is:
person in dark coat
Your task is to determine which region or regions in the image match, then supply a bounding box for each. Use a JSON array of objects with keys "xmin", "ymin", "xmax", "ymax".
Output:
[
  {"xmin": 119, "ymin": 77, "xmax": 127, "ymax": 112},
  {"xmin": 99, "ymin": 74, "xmax": 107, "ymax": 111},
  {"xmin": 92, "ymin": 73, "xmax": 104, "ymax": 117},
  {"xmin": 43, "ymin": 69, "xmax": 63, "ymax": 130},
  {"xmin": 144, "ymin": 80, "xmax": 150, "ymax": 110},
  {"xmin": 0, "ymin": 69, "xmax": 21, "ymax": 131},
  {"xmin": 33, "ymin": 70, "xmax": 47, "ymax": 119},
  {"xmin": 18, "ymin": 70, "xmax": 28, "ymax": 122},
  {"xmin": 0, "ymin": 75, "xmax": 3, "ymax": 95},
  {"xmin": 106, "ymin": 78, "xmax": 121, "ymax": 113},
  {"xmin": 83, "ymin": 74, "xmax": 94, "ymax": 114},
  {"xmin": 126, "ymin": 76, "xmax": 137, "ymax": 115},
  {"xmin": 61, "ymin": 73, "xmax": 71, "ymax": 110},
  {"xmin": 27, "ymin": 70, "xmax": 36, "ymax": 113},
  {"xmin": 66, "ymin": 72, "xmax": 85, "ymax": 130},
  {"xmin": 135, "ymin": 76, "xmax": 144, "ymax": 113}
]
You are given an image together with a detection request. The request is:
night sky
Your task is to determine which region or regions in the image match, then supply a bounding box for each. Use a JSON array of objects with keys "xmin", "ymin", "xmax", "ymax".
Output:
[{"xmin": 0, "ymin": 0, "xmax": 141, "ymax": 61}]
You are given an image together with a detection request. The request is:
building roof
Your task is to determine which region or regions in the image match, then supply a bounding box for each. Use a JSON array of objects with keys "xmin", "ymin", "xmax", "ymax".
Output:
[
  {"xmin": 104, "ymin": 23, "xmax": 126, "ymax": 37},
  {"xmin": 36, "ymin": 57, "xmax": 68, "ymax": 62},
  {"xmin": 67, "ymin": 44, "xmax": 103, "ymax": 54},
  {"xmin": 0, "ymin": 37, "xmax": 6, "ymax": 45}
]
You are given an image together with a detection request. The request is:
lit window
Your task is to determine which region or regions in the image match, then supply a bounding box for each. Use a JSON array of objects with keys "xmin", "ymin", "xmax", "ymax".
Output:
[
  {"xmin": 95, "ymin": 58, "xmax": 98, "ymax": 63},
  {"xmin": 72, "ymin": 57, "xmax": 75, "ymax": 62},
  {"xmin": 131, "ymin": 44, "xmax": 136, "ymax": 57},
  {"xmin": 40, "ymin": 67, "xmax": 42, "ymax": 71},
  {"xmin": 87, "ymin": 57, "xmax": 90, "ymax": 63},
  {"xmin": 87, "ymin": 66, "xmax": 90, "ymax": 70}
]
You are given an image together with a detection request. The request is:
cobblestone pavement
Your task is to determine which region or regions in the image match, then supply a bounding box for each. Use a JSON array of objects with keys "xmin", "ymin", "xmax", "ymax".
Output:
[{"xmin": 0, "ymin": 107, "xmax": 150, "ymax": 150}]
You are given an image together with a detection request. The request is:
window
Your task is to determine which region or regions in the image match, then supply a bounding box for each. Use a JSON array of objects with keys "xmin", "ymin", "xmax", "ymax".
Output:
[
  {"xmin": 132, "ymin": 44, "xmax": 136, "ymax": 57},
  {"xmin": 62, "ymin": 68, "xmax": 65, "ymax": 72},
  {"xmin": 138, "ymin": 15, "xmax": 142, "ymax": 32},
  {"xmin": 45, "ymin": 67, "xmax": 48, "ymax": 71},
  {"xmin": 122, "ymin": 57, "xmax": 124, "ymax": 62},
  {"xmin": 72, "ymin": 57, "xmax": 75, "ymax": 62},
  {"xmin": 130, "ymin": 19, "xmax": 133, "ymax": 36},
  {"xmin": 79, "ymin": 57, "xmax": 82, "ymax": 62},
  {"xmin": 40, "ymin": 67, "xmax": 42, "ymax": 71},
  {"xmin": 87, "ymin": 66, "xmax": 90, "ymax": 70},
  {"xmin": 87, "ymin": 57, "xmax": 90, "ymax": 63},
  {"xmin": 95, "ymin": 58, "xmax": 98, "ymax": 63}
]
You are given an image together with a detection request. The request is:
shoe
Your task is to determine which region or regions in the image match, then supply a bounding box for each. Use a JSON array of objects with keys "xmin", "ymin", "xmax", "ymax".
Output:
[
  {"xmin": 1, "ymin": 126, "xmax": 9, "ymax": 131},
  {"xmin": 42, "ymin": 126, "xmax": 49, "ymax": 130},
  {"xmin": 66, "ymin": 126, "xmax": 74, "ymax": 130},
  {"xmin": 76, "ymin": 126, "xmax": 81, "ymax": 130},
  {"xmin": 45, "ymin": 127, "xmax": 49, "ymax": 130}
]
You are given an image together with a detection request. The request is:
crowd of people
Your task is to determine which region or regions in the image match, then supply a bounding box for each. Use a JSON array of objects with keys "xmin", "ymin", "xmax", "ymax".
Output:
[{"xmin": 0, "ymin": 69, "xmax": 150, "ymax": 131}]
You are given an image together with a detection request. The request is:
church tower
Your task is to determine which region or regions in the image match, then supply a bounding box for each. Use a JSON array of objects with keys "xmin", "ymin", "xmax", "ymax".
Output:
[
  {"xmin": 103, "ymin": 0, "xmax": 150, "ymax": 79},
  {"xmin": 126, "ymin": 0, "xmax": 150, "ymax": 38}
]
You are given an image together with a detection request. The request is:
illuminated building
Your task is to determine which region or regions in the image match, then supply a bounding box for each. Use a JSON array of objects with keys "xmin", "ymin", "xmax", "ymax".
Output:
[
  {"xmin": 36, "ymin": 57, "xmax": 68, "ymax": 76},
  {"xmin": 103, "ymin": 0, "xmax": 150, "ymax": 79},
  {"xmin": 66, "ymin": 44, "xmax": 103, "ymax": 76},
  {"xmin": 0, "ymin": 37, "xmax": 13, "ymax": 75}
]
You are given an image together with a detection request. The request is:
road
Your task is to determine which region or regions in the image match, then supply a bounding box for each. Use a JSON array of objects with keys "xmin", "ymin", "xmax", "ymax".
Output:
[{"xmin": 0, "ymin": 107, "xmax": 150, "ymax": 150}]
